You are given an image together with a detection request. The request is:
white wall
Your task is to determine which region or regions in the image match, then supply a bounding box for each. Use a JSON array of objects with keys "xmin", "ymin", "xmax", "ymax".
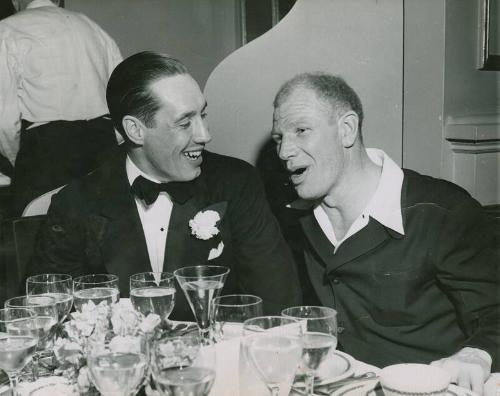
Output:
[
  {"xmin": 205, "ymin": 0, "xmax": 404, "ymax": 165},
  {"xmin": 65, "ymin": 0, "xmax": 240, "ymax": 87}
]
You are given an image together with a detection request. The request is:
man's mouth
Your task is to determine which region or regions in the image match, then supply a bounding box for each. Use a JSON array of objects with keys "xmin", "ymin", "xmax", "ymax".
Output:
[
  {"xmin": 183, "ymin": 150, "xmax": 202, "ymax": 161},
  {"xmin": 288, "ymin": 166, "xmax": 307, "ymax": 184}
]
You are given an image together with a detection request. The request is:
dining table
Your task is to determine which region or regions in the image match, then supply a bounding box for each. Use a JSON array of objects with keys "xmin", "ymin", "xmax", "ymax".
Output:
[{"xmin": 2, "ymin": 330, "xmax": 499, "ymax": 396}]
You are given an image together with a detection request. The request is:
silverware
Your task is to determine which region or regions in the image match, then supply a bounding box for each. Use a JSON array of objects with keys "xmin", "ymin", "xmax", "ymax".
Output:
[{"xmin": 314, "ymin": 371, "xmax": 379, "ymax": 396}]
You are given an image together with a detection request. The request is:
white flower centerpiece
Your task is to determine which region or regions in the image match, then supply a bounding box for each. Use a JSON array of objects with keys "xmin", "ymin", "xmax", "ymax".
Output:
[{"xmin": 53, "ymin": 299, "xmax": 160, "ymax": 395}]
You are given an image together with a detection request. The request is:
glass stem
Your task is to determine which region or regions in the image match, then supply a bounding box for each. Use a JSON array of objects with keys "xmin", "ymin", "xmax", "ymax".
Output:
[
  {"xmin": 268, "ymin": 384, "xmax": 280, "ymax": 396},
  {"xmin": 304, "ymin": 374, "xmax": 315, "ymax": 395},
  {"xmin": 199, "ymin": 328, "xmax": 212, "ymax": 346},
  {"xmin": 8, "ymin": 374, "xmax": 19, "ymax": 396}
]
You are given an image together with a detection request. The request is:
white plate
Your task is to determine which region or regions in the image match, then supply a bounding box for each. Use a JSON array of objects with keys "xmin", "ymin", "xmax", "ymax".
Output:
[
  {"xmin": 327, "ymin": 382, "xmax": 479, "ymax": 396},
  {"xmin": 315, "ymin": 350, "xmax": 356, "ymax": 386}
]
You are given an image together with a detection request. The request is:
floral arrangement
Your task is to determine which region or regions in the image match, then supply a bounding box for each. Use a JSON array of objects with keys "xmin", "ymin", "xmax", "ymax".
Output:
[{"xmin": 53, "ymin": 299, "xmax": 160, "ymax": 394}]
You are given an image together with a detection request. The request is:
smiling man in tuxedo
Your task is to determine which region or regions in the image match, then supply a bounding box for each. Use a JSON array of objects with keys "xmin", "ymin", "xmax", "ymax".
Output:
[{"xmin": 28, "ymin": 51, "xmax": 301, "ymax": 320}]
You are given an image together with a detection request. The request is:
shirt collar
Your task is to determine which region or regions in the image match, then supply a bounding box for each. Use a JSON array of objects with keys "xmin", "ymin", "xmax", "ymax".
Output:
[
  {"xmin": 364, "ymin": 148, "xmax": 404, "ymax": 235},
  {"xmin": 126, "ymin": 155, "xmax": 162, "ymax": 186},
  {"xmin": 27, "ymin": 0, "xmax": 57, "ymax": 9},
  {"xmin": 288, "ymin": 148, "xmax": 405, "ymax": 236}
]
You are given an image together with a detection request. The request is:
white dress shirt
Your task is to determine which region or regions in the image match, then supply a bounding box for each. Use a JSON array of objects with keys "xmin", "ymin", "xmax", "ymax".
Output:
[
  {"xmin": 0, "ymin": 0, "xmax": 122, "ymax": 163},
  {"xmin": 126, "ymin": 156, "xmax": 173, "ymax": 273},
  {"xmin": 314, "ymin": 148, "xmax": 405, "ymax": 252}
]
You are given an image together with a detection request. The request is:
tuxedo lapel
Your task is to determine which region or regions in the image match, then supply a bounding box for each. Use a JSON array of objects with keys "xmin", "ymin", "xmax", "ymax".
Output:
[
  {"xmin": 163, "ymin": 177, "xmax": 213, "ymax": 273},
  {"xmin": 90, "ymin": 152, "xmax": 151, "ymax": 291}
]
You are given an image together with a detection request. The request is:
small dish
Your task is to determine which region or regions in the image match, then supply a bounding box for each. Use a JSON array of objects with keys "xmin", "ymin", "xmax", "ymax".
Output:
[
  {"xmin": 314, "ymin": 350, "xmax": 355, "ymax": 386},
  {"xmin": 325, "ymin": 382, "xmax": 478, "ymax": 396}
]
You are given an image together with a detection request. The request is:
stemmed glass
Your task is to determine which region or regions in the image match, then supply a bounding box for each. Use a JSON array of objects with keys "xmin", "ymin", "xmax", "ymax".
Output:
[
  {"xmin": 26, "ymin": 274, "xmax": 73, "ymax": 324},
  {"xmin": 174, "ymin": 265, "xmax": 230, "ymax": 344},
  {"xmin": 129, "ymin": 272, "xmax": 176, "ymax": 323},
  {"xmin": 87, "ymin": 333, "xmax": 148, "ymax": 396},
  {"xmin": 213, "ymin": 294, "xmax": 263, "ymax": 340},
  {"xmin": 150, "ymin": 333, "xmax": 216, "ymax": 396},
  {"xmin": 73, "ymin": 274, "xmax": 120, "ymax": 312},
  {"xmin": 5, "ymin": 295, "xmax": 59, "ymax": 353},
  {"xmin": 243, "ymin": 316, "xmax": 303, "ymax": 396},
  {"xmin": 0, "ymin": 308, "xmax": 39, "ymax": 396},
  {"xmin": 281, "ymin": 306, "xmax": 338, "ymax": 395}
]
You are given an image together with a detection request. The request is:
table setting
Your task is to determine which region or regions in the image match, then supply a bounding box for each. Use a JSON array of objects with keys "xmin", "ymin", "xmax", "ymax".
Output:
[{"xmin": 0, "ymin": 267, "xmax": 498, "ymax": 396}]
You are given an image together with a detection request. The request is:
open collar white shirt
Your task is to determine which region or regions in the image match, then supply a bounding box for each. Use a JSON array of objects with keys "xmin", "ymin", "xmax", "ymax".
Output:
[
  {"xmin": 314, "ymin": 148, "xmax": 405, "ymax": 253},
  {"xmin": 126, "ymin": 156, "xmax": 173, "ymax": 273}
]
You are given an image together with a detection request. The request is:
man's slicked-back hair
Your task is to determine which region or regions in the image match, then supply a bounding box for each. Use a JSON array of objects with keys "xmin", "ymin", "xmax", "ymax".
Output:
[
  {"xmin": 274, "ymin": 72, "xmax": 364, "ymax": 140},
  {"xmin": 106, "ymin": 51, "xmax": 188, "ymax": 141}
]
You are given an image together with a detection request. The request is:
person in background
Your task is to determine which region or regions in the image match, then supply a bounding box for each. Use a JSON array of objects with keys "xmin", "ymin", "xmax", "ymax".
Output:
[
  {"xmin": 28, "ymin": 51, "xmax": 302, "ymax": 320},
  {"xmin": 270, "ymin": 72, "xmax": 499, "ymax": 395},
  {"xmin": 0, "ymin": 0, "xmax": 122, "ymax": 214}
]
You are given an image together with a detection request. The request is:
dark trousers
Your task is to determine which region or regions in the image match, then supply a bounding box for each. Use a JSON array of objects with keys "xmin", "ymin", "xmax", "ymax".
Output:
[{"xmin": 12, "ymin": 116, "xmax": 119, "ymax": 216}]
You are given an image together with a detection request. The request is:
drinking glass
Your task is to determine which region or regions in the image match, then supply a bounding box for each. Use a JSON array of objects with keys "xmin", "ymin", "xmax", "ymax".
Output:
[
  {"xmin": 87, "ymin": 333, "xmax": 148, "ymax": 396},
  {"xmin": 129, "ymin": 272, "xmax": 176, "ymax": 323},
  {"xmin": 0, "ymin": 308, "xmax": 39, "ymax": 396},
  {"xmin": 5, "ymin": 295, "xmax": 58, "ymax": 352},
  {"xmin": 243, "ymin": 316, "xmax": 303, "ymax": 396},
  {"xmin": 281, "ymin": 306, "xmax": 338, "ymax": 395},
  {"xmin": 151, "ymin": 333, "xmax": 216, "ymax": 396},
  {"xmin": 73, "ymin": 274, "xmax": 120, "ymax": 312},
  {"xmin": 213, "ymin": 294, "xmax": 263, "ymax": 340},
  {"xmin": 173, "ymin": 265, "xmax": 230, "ymax": 344},
  {"xmin": 26, "ymin": 273, "xmax": 73, "ymax": 323}
]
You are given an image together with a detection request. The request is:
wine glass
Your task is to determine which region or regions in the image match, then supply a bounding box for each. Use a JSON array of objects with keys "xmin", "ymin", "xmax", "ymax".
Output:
[
  {"xmin": 5, "ymin": 295, "xmax": 58, "ymax": 353},
  {"xmin": 129, "ymin": 272, "xmax": 176, "ymax": 323},
  {"xmin": 243, "ymin": 316, "xmax": 303, "ymax": 396},
  {"xmin": 281, "ymin": 306, "xmax": 338, "ymax": 395},
  {"xmin": 173, "ymin": 265, "xmax": 230, "ymax": 344},
  {"xmin": 213, "ymin": 294, "xmax": 263, "ymax": 340},
  {"xmin": 73, "ymin": 274, "xmax": 120, "ymax": 312},
  {"xmin": 0, "ymin": 308, "xmax": 39, "ymax": 396},
  {"xmin": 26, "ymin": 273, "xmax": 73, "ymax": 324},
  {"xmin": 150, "ymin": 333, "xmax": 216, "ymax": 396},
  {"xmin": 87, "ymin": 333, "xmax": 148, "ymax": 396}
]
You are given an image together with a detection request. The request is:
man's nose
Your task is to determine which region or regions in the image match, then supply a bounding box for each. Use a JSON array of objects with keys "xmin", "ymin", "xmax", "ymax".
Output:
[
  {"xmin": 278, "ymin": 136, "xmax": 297, "ymax": 160},
  {"xmin": 193, "ymin": 117, "xmax": 211, "ymax": 144}
]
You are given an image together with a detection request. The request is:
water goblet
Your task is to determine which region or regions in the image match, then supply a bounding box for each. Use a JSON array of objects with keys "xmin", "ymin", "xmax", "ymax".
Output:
[
  {"xmin": 87, "ymin": 332, "xmax": 148, "ymax": 396},
  {"xmin": 73, "ymin": 274, "xmax": 120, "ymax": 312},
  {"xmin": 173, "ymin": 265, "xmax": 230, "ymax": 344},
  {"xmin": 243, "ymin": 316, "xmax": 303, "ymax": 396},
  {"xmin": 5, "ymin": 295, "xmax": 58, "ymax": 353},
  {"xmin": 129, "ymin": 272, "xmax": 176, "ymax": 324},
  {"xmin": 281, "ymin": 306, "xmax": 338, "ymax": 395},
  {"xmin": 150, "ymin": 333, "xmax": 216, "ymax": 396},
  {"xmin": 26, "ymin": 273, "xmax": 73, "ymax": 323},
  {"xmin": 213, "ymin": 294, "xmax": 263, "ymax": 340},
  {"xmin": 0, "ymin": 308, "xmax": 39, "ymax": 396}
]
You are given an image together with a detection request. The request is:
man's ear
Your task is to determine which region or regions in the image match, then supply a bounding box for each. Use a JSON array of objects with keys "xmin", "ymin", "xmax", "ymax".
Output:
[
  {"xmin": 338, "ymin": 111, "xmax": 359, "ymax": 148},
  {"xmin": 122, "ymin": 116, "xmax": 146, "ymax": 145}
]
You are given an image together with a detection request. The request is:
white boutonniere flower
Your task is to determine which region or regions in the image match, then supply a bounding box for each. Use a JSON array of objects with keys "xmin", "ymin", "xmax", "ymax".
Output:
[{"xmin": 189, "ymin": 210, "xmax": 221, "ymax": 240}]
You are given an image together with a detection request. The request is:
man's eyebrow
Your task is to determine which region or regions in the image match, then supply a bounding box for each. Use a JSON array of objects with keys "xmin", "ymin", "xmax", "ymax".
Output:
[{"xmin": 174, "ymin": 102, "xmax": 208, "ymax": 124}]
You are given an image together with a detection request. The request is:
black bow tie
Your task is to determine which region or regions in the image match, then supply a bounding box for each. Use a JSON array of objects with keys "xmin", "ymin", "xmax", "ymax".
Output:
[{"xmin": 131, "ymin": 175, "xmax": 193, "ymax": 205}]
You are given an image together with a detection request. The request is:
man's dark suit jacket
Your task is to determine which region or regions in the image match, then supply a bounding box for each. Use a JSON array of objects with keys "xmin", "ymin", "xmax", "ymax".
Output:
[
  {"xmin": 28, "ymin": 150, "xmax": 302, "ymax": 320},
  {"xmin": 281, "ymin": 169, "xmax": 500, "ymax": 371}
]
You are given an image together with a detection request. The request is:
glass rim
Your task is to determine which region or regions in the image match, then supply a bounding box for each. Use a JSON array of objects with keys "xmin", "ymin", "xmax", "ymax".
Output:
[
  {"xmin": 129, "ymin": 271, "xmax": 174, "ymax": 281},
  {"xmin": 243, "ymin": 315, "xmax": 301, "ymax": 327},
  {"xmin": 5, "ymin": 295, "xmax": 58, "ymax": 309},
  {"xmin": 213, "ymin": 294, "xmax": 263, "ymax": 307},
  {"xmin": 73, "ymin": 273, "xmax": 119, "ymax": 286},
  {"xmin": 26, "ymin": 273, "xmax": 72, "ymax": 284},
  {"xmin": 281, "ymin": 305, "xmax": 338, "ymax": 319},
  {"xmin": 173, "ymin": 265, "xmax": 230, "ymax": 279}
]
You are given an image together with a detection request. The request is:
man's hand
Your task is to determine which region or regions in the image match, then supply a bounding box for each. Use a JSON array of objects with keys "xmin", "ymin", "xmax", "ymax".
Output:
[{"xmin": 431, "ymin": 347, "xmax": 492, "ymax": 395}]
